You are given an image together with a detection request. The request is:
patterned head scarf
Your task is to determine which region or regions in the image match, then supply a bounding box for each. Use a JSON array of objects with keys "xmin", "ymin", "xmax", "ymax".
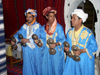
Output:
[
  {"xmin": 43, "ymin": 7, "xmax": 57, "ymax": 16},
  {"xmin": 25, "ymin": 8, "xmax": 37, "ymax": 17},
  {"xmin": 72, "ymin": 9, "xmax": 88, "ymax": 23}
]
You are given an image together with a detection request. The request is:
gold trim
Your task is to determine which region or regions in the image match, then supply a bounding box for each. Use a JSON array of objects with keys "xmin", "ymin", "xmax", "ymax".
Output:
[
  {"xmin": 85, "ymin": 48, "xmax": 92, "ymax": 59},
  {"xmin": 71, "ymin": 25, "xmax": 94, "ymax": 59}
]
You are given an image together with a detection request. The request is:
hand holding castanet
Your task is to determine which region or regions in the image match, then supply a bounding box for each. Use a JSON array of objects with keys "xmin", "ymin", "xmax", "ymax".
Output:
[
  {"xmin": 18, "ymin": 34, "xmax": 26, "ymax": 47},
  {"xmin": 63, "ymin": 41, "xmax": 72, "ymax": 58},
  {"xmin": 71, "ymin": 45, "xmax": 80, "ymax": 61},
  {"xmin": 11, "ymin": 37, "xmax": 18, "ymax": 50},
  {"xmin": 47, "ymin": 38, "xmax": 56, "ymax": 55},
  {"xmin": 32, "ymin": 34, "xmax": 43, "ymax": 47}
]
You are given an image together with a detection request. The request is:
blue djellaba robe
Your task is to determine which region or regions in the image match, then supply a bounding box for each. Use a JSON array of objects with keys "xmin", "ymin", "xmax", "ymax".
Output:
[
  {"xmin": 40, "ymin": 23, "xmax": 65, "ymax": 75},
  {"xmin": 14, "ymin": 21, "xmax": 43, "ymax": 75},
  {"xmin": 63, "ymin": 25, "xmax": 98, "ymax": 75}
]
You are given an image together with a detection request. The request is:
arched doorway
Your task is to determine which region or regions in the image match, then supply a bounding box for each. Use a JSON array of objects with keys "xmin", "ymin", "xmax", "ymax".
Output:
[
  {"xmin": 64, "ymin": 0, "xmax": 100, "ymax": 54},
  {"xmin": 77, "ymin": 1, "xmax": 97, "ymax": 36}
]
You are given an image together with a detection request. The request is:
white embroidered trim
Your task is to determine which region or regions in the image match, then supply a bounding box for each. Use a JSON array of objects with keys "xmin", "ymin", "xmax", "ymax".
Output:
[
  {"xmin": 27, "ymin": 23, "xmax": 39, "ymax": 39},
  {"xmin": 23, "ymin": 23, "xmax": 40, "ymax": 49},
  {"xmin": 26, "ymin": 42, "xmax": 34, "ymax": 49},
  {"xmin": 34, "ymin": 24, "xmax": 39, "ymax": 30},
  {"xmin": 23, "ymin": 24, "xmax": 27, "ymax": 29},
  {"xmin": 29, "ymin": 39, "xmax": 35, "ymax": 49}
]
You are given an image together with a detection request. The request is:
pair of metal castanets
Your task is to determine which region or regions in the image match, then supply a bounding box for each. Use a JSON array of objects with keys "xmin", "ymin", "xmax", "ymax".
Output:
[
  {"xmin": 47, "ymin": 38, "xmax": 56, "ymax": 55},
  {"xmin": 11, "ymin": 34, "xmax": 27, "ymax": 50},
  {"xmin": 47, "ymin": 38, "xmax": 62, "ymax": 55},
  {"xmin": 11, "ymin": 36, "xmax": 18, "ymax": 50},
  {"xmin": 11, "ymin": 34, "xmax": 43, "ymax": 50},
  {"xmin": 19, "ymin": 34, "xmax": 43, "ymax": 47},
  {"xmin": 63, "ymin": 41, "xmax": 80, "ymax": 62},
  {"xmin": 32, "ymin": 34, "xmax": 43, "ymax": 47}
]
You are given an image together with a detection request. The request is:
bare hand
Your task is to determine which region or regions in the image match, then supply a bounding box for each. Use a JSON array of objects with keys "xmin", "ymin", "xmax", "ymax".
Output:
[
  {"xmin": 21, "ymin": 39, "xmax": 29, "ymax": 43},
  {"xmin": 73, "ymin": 50, "xmax": 81, "ymax": 56},
  {"xmin": 64, "ymin": 47, "xmax": 69, "ymax": 52},
  {"xmin": 50, "ymin": 43, "xmax": 56, "ymax": 48},
  {"xmin": 34, "ymin": 40, "xmax": 39, "ymax": 44},
  {"xmin": 73, "ymin": 49, "xmax": 86, "ymax": 56}
]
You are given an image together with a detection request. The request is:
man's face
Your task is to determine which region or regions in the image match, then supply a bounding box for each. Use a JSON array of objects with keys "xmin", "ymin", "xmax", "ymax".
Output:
[
  {"xmin": 71, "ymin": 14, "xmax": 82, "ymax": 27},
  {"xmin": 46, "ymin": 12, "xmax": 55, "ymax": 24},
  {"xmin": 26, "ymin": 13, "xmax": 34, "ymax": 23}
]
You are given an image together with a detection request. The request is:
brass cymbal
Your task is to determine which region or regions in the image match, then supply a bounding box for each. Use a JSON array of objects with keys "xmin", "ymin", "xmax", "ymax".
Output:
[
  {"xmin": 63, "ymin": 41, "xmax": 69, "ymax": 47},
  {"xmin": 21, "ymin": 43, "xmax": 26, "ymax": 47},
  {"xmin": 72, "ymin": 55, "xmax": 80, "ymax": 62},
  {"xmin": 32, "ymin": 34, "xmax": 38, "ymax": 40},
  {"xmin": 18, "ymin": 34, "xmax": 23, "ymax": 39},
  {"xmin": 37, "ymin": 42, "xmax": 43, "ymax": 47},
  {"xmin": 11, "ymin": 36, "xmax": 16, "ymax": 43},
  {"xmin": 47, "ymin": 38, "xmax": 54, "ymax": 45},
  {"xmin": 71, "ymin": 45, "xmax": 79, "ymax": 51},
  {"xmin": 67, "ymin": 51, "xmax": 73, "ymax": 58},
  {"xmin": 49, "ymin": 48, "xmax": 56, "ymax": 55}
]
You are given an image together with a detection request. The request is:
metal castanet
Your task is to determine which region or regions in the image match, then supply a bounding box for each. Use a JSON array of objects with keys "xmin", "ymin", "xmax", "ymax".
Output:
[
  {"xmin": 49, "ymin": 48, "xmax": 56, "ymax": 55},
  {"xmin": 18, "ymin": 34, "xmax": 23, "ymax": 39},
  {"xmin": 63, "ymin": 41, "xmax": 69, "ymax": 47},
  {"xmin": 32, "ymin": 34, "xmax": 43, "ymax": 47},
  {"xmin": 67, "ymin": 51, "xmax": 73, "ymax": 58},
  {"xmin": 71, "ymin": 45, "xmax": 80, "ymax": 61},
  {"xmin": 18, "ymin": 34, "xmax": 26, "ymax": 47},
  {"xmin": 47, "ymin": 38, "xmax": 56, "ymax": 55},
  {"xmin": 63, "ymin": 41, "xmax": 72, "ymax": 58},
  {"xmin": 72, "ymin": 55, "xmax": 80, "ymax": 61},
  {"xmin": 37, "ymin": 40, "xmax": 43, "ymax": 47},
  {"xmin": 47, "ymin": 38, "xmax": 54, "ymax": 45},
  {"xmin": 32, "ymin": 34, "xmax": 38, "ymax": 40},
  {"xmin": 11, "ymin": 36, "xmax": 16, "ymax": 43},
  {"xmin": 11, "ymin": 37, "xmax": 18, "ymax": 50}
]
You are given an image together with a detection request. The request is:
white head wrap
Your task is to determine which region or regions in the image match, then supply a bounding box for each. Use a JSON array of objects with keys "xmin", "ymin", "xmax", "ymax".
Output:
[{"xmin": 72, "ymin": 9, "xmax": 88, "ymax": 23}]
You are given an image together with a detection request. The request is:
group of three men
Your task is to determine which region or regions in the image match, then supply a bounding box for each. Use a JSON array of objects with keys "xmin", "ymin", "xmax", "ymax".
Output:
[{"xmin": 11, "ymin": 7, "xmax": 98, "ymax": 75}]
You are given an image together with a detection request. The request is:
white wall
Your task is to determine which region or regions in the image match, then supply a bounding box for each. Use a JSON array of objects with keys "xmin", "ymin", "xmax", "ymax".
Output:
[{"xmin": 64, "ymin": 0, "xmax": 100, "ymax": 56}]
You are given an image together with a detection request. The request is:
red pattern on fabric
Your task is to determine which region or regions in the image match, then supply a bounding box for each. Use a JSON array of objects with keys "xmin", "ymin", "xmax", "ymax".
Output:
[
  {"xmin": 7, "ymin": 58, "xmax": 22, "ymax": 75},
  {"xmin": 43, "ymin": 7, "xmax": 57, "ymax": 16}
]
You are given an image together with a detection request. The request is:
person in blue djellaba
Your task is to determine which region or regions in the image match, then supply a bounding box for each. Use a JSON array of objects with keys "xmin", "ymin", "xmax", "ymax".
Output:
[
  {"xmin": 11, "ymin": 8, "xmax": 42, "ymax": 75},
  {"xmin": 63, "ymin": 9, "xmax": 98, "ymax": 75},
  {"xmin": 39, "ymin": 7, "xmax": 65, "ymax": 75}
]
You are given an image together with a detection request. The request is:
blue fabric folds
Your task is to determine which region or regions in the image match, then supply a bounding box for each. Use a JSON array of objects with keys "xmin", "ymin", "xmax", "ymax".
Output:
[{"xmin": 40, "ymin": 23, "xmax": 65, "ymax": 75}]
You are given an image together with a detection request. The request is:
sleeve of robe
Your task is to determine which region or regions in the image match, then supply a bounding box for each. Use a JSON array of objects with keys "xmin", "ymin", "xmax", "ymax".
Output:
[
  {"xmin": 56, "ymin": 24, "xmax": 65, "ymax": 48},
  {"xmin": 85, "ymin": 32, "xmax": 98, "ymax": 59}
]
